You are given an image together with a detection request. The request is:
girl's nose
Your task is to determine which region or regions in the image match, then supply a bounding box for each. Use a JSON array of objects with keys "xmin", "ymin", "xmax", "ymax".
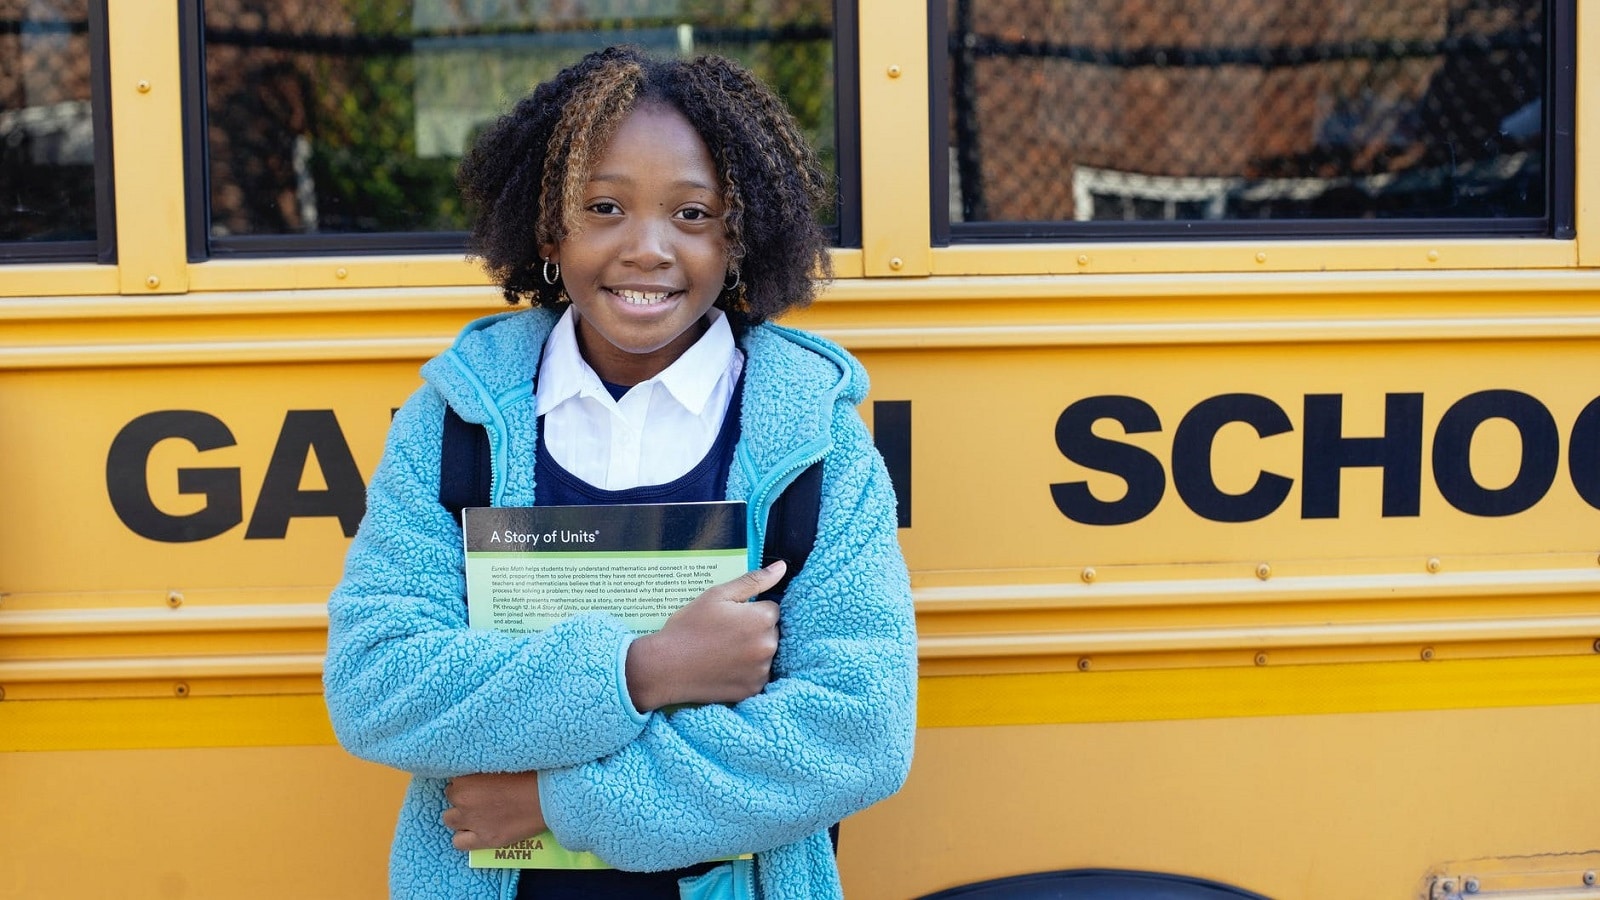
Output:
[{"xmin": 621, "ymin": 216, "xmax": 673, "ymax": 268}]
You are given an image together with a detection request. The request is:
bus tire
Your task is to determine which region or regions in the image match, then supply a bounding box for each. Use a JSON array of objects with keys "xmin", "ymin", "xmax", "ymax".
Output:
[{"xmin": 915, "ymin": 868, "xmax": 1273, "ymax": 899}]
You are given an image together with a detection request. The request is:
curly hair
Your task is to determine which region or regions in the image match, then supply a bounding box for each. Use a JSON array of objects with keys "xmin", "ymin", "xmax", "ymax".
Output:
[{"xmin": 456, "ymin": 46, "xmax": 832, "ymax": 328}]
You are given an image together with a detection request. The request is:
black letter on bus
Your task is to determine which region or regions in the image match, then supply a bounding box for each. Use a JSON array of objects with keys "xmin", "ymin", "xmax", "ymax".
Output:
[
  {"xmin": 1571, "ymin": 396, "xmax": 1600, "ymax": 510},
  {"xmin": 106, "ymin": 410, "xmax": 243, "ymax": 542},
  {"xmin": 1301, "ymin": 393, "xmax": 1423, "ymax": 518},
  {"xmin": 873, "ymin": 400, "xmax": 913, "ymax": 528},
  {"xmin": 1432, "ymin": 390, "xmax": 1557, "ymax": 516},
  {"xmin": 1051, "ymin": 396, "xmax": 1165, "ymax": 525},
  {"xmin": 244, "ymin": 410, "xmax": 367, "ymax": 539},
  {"xmin": 1172, "ymin": 394, "xmax": 1295, "ymax": 522}
]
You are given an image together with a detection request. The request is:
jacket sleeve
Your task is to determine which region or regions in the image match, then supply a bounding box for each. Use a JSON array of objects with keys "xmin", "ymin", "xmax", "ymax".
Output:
[
  {"xmin": 323, "ymin": 386, "xmax": 650, "ymax": 778},
  {"xmin": 537, "ymin": 406, "xmax": 918, "ymax": 871}
]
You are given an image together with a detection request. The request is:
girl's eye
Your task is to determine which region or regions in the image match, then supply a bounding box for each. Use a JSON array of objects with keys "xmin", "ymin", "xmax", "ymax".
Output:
[
  {"xmin": 678, "ymin": 207, "xmax": 714, "ymax": 221},
  {"xmin": 588, "ymin": 202, "xmax": 620, "ymax": 215}
]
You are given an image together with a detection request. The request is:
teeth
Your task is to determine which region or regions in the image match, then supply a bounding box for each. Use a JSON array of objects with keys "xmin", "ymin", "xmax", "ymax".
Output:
[{"xmin": 614, "ymin": 289, "xmax": 671, "ymax": 305}]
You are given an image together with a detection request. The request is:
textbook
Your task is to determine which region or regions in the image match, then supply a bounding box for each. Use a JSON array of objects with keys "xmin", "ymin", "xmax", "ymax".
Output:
[{"xmin": 461, "ymin": 501, "xmax": 748, "ymax": 869}]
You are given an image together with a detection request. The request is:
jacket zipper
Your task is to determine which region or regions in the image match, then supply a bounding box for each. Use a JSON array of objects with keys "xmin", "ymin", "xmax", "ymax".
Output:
[
  {"xmin": 746, "ymin": 446, "xmax": 827, "ymax": 568},
  {"xmin": 740, "ymin": 855, "xmax": 757, "ymax": 898}
]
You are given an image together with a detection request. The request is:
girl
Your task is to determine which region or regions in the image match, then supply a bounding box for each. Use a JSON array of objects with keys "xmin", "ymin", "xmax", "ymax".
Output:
[{"xmin": 323, "ymin": 46, "xmax": 917, "ymax": 900}]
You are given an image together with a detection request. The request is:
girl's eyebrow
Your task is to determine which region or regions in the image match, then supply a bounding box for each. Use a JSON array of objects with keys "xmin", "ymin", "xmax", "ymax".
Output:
[{"xmin": 589, "ymin": 173, "xmax": 719, "ymax": 193}]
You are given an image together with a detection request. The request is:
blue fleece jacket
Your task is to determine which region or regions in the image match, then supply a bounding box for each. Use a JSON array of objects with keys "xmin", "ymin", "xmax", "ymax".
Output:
[{"xmin": 324, "ymin": 307, "xmax": 917, "ymax": 900}]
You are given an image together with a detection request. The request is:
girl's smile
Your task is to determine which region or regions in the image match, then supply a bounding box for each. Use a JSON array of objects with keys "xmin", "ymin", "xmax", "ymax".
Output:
[
  {"xmin": 612, "ymin": 288, "xmax": 674, "ymax": 305},
  {"xmin": 542, "ymin": 102, "xmax": 730, "ymax": 385}
]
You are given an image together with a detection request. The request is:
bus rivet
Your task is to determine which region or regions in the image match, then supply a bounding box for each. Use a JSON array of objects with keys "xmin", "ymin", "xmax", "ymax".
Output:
[
  {"xmin": 0, "ymin": 686, "xmax": 6, "ymax": 701},
  {"xmin": 1254, "ymin": 652, "xmax": 1268, "ymax": 666},
  {"xmin": 145, "ymin": 275, "xmax": 160, "ymax": 289},
  {"xmin": 1440, "ymin": 880, "xmax": 1457, "ymax": 895},
  {"xmin": 1256, "ymin": 563, "xmax": 1271, "ymax": 580},
  {"xmin": 888, "ymin": 257, "xmax": 903, "ymax": 270},
  {"xmin": 174, "ymin": 682, "xmax": 190, "ymax": 698},
  {"xmin": 887, "ymin": 64, "xmax": 902, "ymax": 78},
  {"xmin": 1255, "ymin": 252, "xmax": 1267, "ymax": 264},
  {"xmin": 1428, "ymin": 250, "xmax": 1440, "ymax": 262},
  {"xmin": 1077, "ymin": 657, "xmax": 1092, "ymax": 671},
  {"xmin": 136, "ymin": 79, "xmax": 151, "ymax": 93},
  {"xmin": 1426, "ymin": 557, "xmax": 1441, "ymax": 573},
  {"xmin": 1081, "ymin": 567, "xmax": 1096, "ymax": 583},
  {"xmin": 1464, "ymin": 877, "xmax": 1479, "ymax": 893},
  {"xmin": 1583, "ymin": 870, "xmax": 1596, "ymax": 886},
  {"xmin": 1421, "ymin": 647, "xmax": 1435, "ymax": 661},
  {"xmin": 166, "ymin": 591, "xmax": 183, "ymax": 609},
  {"xmin": 335, "ymin": 267, "xmax": 348, "ymax": 279},
  {"xmin": 1077, "ymin": 254, "xmax": 1089, "ymax": 266},
  {"xmin": 1592, "ymin": 638, "xmax": 1600, "ymax": 654}
]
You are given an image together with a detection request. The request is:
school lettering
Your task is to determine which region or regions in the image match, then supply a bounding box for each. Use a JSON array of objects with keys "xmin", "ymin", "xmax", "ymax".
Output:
[
  {"xmin": 104, "ymin": 402, "xmax": 915, "ymax": 542},
  {"xmin": 1053, "ymin": 391, "xmax": 1600, "ymax": 525},
  {"xmin": 106, "ymin": 409, "xmax": 366, "ymax": 543}
]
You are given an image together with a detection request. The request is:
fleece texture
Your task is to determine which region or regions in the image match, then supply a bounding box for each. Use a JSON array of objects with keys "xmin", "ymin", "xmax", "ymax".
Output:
[{"xmin": 324, "ymin": 307, "xmax": 917, "ymax": 900}]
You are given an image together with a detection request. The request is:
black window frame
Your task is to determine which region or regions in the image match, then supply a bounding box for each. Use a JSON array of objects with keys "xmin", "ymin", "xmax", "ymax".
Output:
[
  {"xmin": 181, "ymin": 1, "xmax": 861, "ymax": 262},
  {"xmin": 929, "ymin": 0, "xmax": 1575, "ymax": 246},
  {"xmin": 0, "ymin": 0, "xmax": 117, "ymax": 265}
]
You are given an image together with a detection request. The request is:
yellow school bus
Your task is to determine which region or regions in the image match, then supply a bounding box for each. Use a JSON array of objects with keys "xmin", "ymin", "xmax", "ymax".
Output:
[{"xmin": 4, "ymin": 1, "xmax": 1598, "ymax": 897}]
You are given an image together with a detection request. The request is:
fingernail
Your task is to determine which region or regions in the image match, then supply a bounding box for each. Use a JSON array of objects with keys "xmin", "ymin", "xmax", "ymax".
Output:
[{"xmin": 764, "ymin": 558, "xmax": 788, "ymax": 573}]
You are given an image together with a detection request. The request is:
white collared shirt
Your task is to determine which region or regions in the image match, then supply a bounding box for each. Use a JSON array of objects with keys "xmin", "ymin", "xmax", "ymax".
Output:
[{"xmin": 535, "ymin": 307, "xmax": 744, "ymax": 491}]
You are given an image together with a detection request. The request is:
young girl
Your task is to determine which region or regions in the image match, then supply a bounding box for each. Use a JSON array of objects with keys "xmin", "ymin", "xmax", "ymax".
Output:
[{"xmin": 323, "ymin": 46, "xmax": 917, "ymax": 900}]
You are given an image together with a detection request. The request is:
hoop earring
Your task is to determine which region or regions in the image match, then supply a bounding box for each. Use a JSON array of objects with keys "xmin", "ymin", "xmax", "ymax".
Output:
[
  {"xmin": 722, "ymin": 269, "xmax": 741, "ymax": 292},
  {"xmin": 542, "ymin": 259, "xmax": 560, "ymax": 285}
]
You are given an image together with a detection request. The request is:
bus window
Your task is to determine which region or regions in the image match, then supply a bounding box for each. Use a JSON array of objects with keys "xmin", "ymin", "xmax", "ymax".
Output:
[
  {"xmin": 195, "ymin": 0, "xmax": 847, "ymax": 255},
  {"xmin": 936, "ymin": 0, "xmax": 1568, "ymax": 240},
  {"xmin": 0, "ymin": 0, "xmax": 109, "ymax": 261}
]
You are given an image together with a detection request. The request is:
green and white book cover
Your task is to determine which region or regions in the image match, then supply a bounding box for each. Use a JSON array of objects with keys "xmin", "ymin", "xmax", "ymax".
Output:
[{"xmin": 461, "ymin": 501, "xmax": 747, "ymax": 869}]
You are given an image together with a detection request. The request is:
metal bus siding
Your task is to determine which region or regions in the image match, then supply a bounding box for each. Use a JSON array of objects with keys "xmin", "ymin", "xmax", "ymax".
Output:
[{"xmin": 3, "ymin": 1, "xmax": 1598, "ymax": 898}]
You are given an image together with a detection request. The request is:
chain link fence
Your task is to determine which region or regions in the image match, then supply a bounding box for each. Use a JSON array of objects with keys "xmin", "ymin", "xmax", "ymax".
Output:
[
  {"xmin": 0, "ymin": 0, "xmax": 95, "ymax": 243},
  {"xmin": 948, "ymin": 0, "xmax": 1546, "ymax": 223}
]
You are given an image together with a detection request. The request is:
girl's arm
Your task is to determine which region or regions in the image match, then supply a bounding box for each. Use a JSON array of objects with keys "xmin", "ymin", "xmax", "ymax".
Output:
[
  {"xmin": 537, "ymin": 409, "xmax": 918, "ymax": 871},
  {"xmin": 323, "ymin": 387, "xmax": 652, "ymax": 778}
]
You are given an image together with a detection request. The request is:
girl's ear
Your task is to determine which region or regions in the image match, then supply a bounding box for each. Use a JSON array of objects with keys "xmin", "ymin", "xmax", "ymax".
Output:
[{"xmin": 539, "ymin": 244, "xmax": 560, "ymax": 264}]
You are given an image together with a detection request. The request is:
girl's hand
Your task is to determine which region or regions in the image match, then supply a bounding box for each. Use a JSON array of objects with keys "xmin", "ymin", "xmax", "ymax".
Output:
[
  {"xmin": 442, "ymin": 771, "xmax": 546, "ymax": 851},
  {"xmin": 625, "ymin": 560, "xmax": 786, "ymax": 711}
]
